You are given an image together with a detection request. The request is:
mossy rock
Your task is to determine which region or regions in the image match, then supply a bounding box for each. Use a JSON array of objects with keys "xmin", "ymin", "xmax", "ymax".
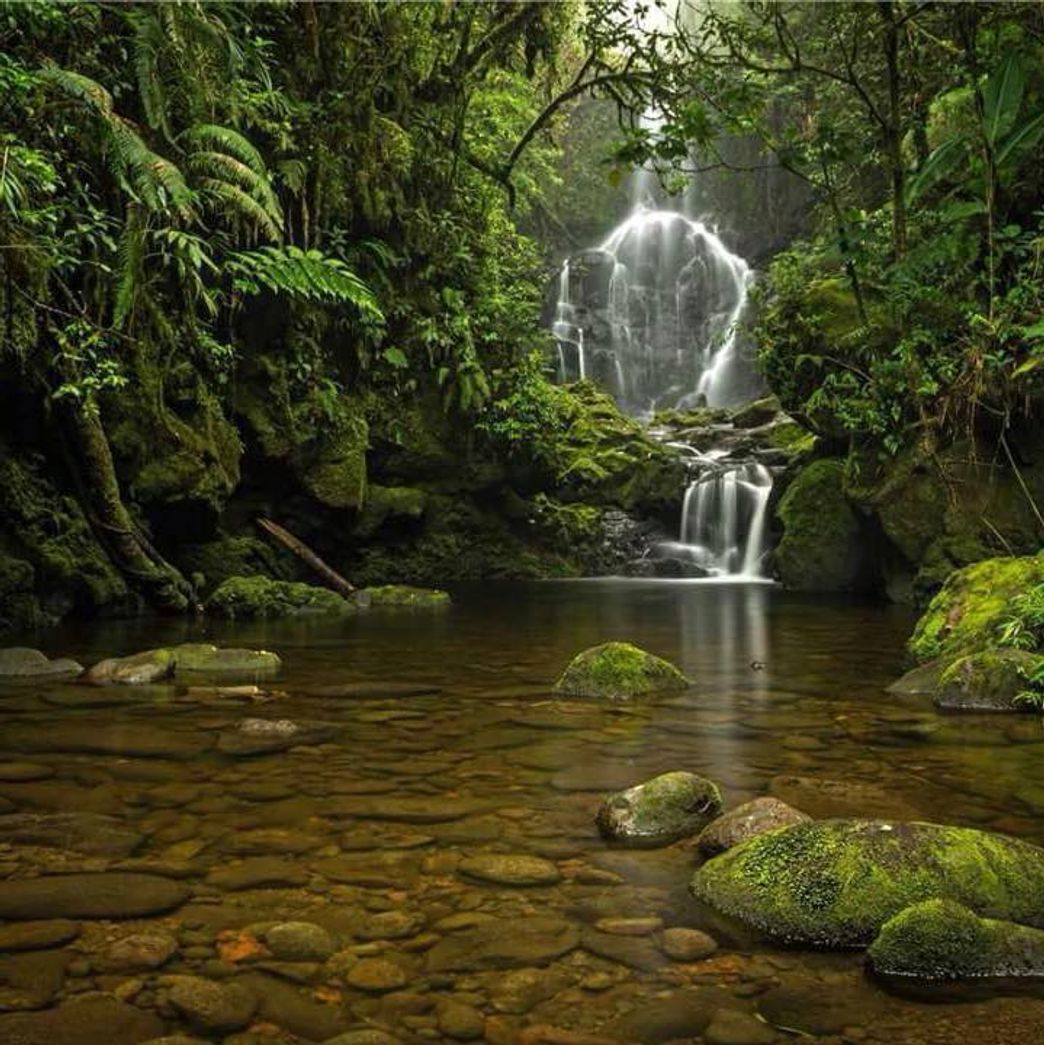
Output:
[
  {"xmin": 172, "ymin": 643, "xmax": 281, "ymax": 675},
  {"xmin": 299, "ymin": 412, "xmax": 369, "ymax": 511},
  {"xmin": 908, "ymin": 555, "xmax": 1044, "ymax": 663},
  {"xmin": 596, "ymin": 771, "xmax": 723, "ymax": 848},
  {"xmin": 934, "ymin": 650, "xmax": 1044, "ymax": 712},
  {"xmin": 690, "ymin": 819, "xmax": 1044, "ymax": 948},
  {"xmin": 0, "ymin": 647, "xmax": 82, "ymax": 679},
  {"xmin": 868, "ymin": 899, "xmax": 1044, "ymax": 980},
  {"xmin": 360, "ymin": 585, "xmax": 450, "ymax": 609},
  {"xmin": 175, "ymin": 537, "xmax": 287, "ymax": 596},
  {"xmin": 353, "ymin": 485, "xmax": 427, "ymax": 540},
  {"xmin": 729, "ymin": 396, "xmax": 781, "ymax": 429},
  {"xmin": 206, "ymin": 576, "xmax": 355, "ymax": 619},
  {"xmin": 553, "ymin": 642, "xmax": 690, "ymax": 699},
  {"xmin": 0, "ymin": 554, "xmax": 43, "ymax": 632},
  {"xmin": 774, "ymin": 459, "xmax": 869, "ymax": 592},
  {"xmin": 85, "ymin": 648, "xmax": 176, "ymax": 686}
]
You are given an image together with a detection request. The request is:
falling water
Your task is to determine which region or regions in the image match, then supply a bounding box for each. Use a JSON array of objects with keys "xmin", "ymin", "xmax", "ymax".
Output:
[{"xmin": 549, "ymin": 191, "xmax": 775, "ymax": 579}]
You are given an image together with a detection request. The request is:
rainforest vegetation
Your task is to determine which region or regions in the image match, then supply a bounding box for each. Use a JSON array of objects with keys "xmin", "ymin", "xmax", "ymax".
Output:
[{"xmin": 1, "ymin": 0, "xmax": 1043, "ymax": 629}]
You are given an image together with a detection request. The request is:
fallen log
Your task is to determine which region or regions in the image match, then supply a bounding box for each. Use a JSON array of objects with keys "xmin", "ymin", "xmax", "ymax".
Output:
[{"xmin": 255, "ymin": 516, "xmax": 356, "ymax": 596}]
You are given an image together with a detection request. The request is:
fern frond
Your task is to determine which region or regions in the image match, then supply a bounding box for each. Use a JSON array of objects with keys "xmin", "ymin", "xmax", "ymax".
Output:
[
  {"xmin": 187, "ymin": 150, "xmax": 280, "ymax": 216},
  {"xmin": 113, "ymin": 205, "xmax": 147, "ymax": 329},
  {"xmin": 183, "ymin": 124, "xmax": 265, "ymax": 174},
  {"xmin": 198, "ymin": 178, "xmax": 281, "ymax": 241},
  {"xmin": 227, "ymin": 245, "xmax": 383, "ymax": 319},
  {"xmin": 129, "ymin": 12, "xmax": 173, "ymax": 139},
  {"xmin": 37, "ymin": 64, "xmax": 114, "ymax": 117}
]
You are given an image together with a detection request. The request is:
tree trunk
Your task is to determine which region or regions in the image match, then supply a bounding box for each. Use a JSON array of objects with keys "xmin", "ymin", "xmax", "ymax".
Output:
[
  {"xmin": 58, "ymin": 397, "xmax": 197, "ymax": 614},
  {"xmin": 877, "ymin": 0, "xmax": 908, "ymax": 262}
]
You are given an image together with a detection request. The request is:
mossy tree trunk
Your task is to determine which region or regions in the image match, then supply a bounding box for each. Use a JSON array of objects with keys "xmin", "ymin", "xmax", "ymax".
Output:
[{"xmin": 57, "ymin": 396, "xmax": 197, "ymax": 614}]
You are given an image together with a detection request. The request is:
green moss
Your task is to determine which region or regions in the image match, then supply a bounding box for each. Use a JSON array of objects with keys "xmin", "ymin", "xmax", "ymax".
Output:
[
  {"xmin": 553, "ymin": 641, "xmax": 690, "ymax": 699},
  {"xmin": 300, "ymin": 411, "xmax": 369, "ymax": 510},
  {"xmin": 361, "ymin": 584, "xmax": 450, "ymax": 608},
  {"xmin": 353, "ymin": 485, "xmax": 427, "ymax": 540},
  {"xmin": 729, "ymin": 395, "xmax": 781, "ymax": 429},
  {"xmin": 0, "ymin": 553, "xmax": 43, "ymax": 632},
  {"xmin": 935, "ymin": 650, "xmax": 1044, "ymax": 711},
  {"xmin": 597, "ymin": 771, "xmax": 723, "ymax": 848},
  {"xmin": 206, "ymin": 575, "xmax": 355, "ymax": 619},
  {"xmin": 691, "ymin": 819, "xmax": 1044, "ymax": 948},
  {"xmin": 868, "ymin": 899, "xmax": 1044, "ymax": 980},
  {"xmin": 173, "ymin": 642, "xmax": 281, "ymax": 674},
  {"xmin": 908, "ymin": 555, "xmax": 1044, "ymax": 663},
  {"xmin": 175, "ymin": 536, "xmax": 288, "ymax": 595},
  {"xmin": 775, "ymin": 458, "xmax": 868, "ymax": 591}
]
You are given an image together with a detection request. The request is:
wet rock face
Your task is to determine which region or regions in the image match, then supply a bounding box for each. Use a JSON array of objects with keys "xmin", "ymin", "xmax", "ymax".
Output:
[
  {"xmin": 691, "ymin": 819, "xmax": 1044, "ymax": 948},
  {"xmin": 867, "ymin": 899, "xmax": 1044, "ymax": 981},
  {"xmin": 597, "ymin": 771, "xmax": 723, "ymax": 848},
  {"xmin": 553, "ymin": 641, "xmax": 690, "ymax": 699},
  {"xmin": 696, "ymin": 797, "xmax": 810, "ymax": 856}
]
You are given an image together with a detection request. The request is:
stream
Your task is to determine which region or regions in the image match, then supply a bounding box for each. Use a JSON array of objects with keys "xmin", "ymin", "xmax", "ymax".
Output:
[{"xmin": 3, "ymin": 580, "xmax": 1044, "ymax": 1042}]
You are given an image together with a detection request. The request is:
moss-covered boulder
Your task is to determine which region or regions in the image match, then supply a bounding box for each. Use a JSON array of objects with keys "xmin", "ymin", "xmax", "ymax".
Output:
[
  {"xmin": 908, "ymin": 555, "xmax": 1044, "ymax": 663},
  {"xmin": 175, "ymin": 537, "xmax": 288, "ymax": 596},
  {"xmin": 360, "ymin": 585, "xmax": 450, "ymax": 609},
  {"xmin": 299, "ymin": 413, "xmax": 368, "ymax": 511},
  {"xmin": 206, "ymin": 576, "xmax": 355, "ymax": 619},
  {"xmin": 553, "ymin": 642, "xmax": 690, "ymax": 699},
  {"xmin": 353, "ymin": 485, "xmax": 427, "ymax": 540},
  {"xmin": 85, "ymin": 649, "xmax": 176, "ymax": 686},
  {"xmin": 597, "ymin": 771, "xmax": 723, "ymax": 848},
  {"xmin": 172, "ymin": 643, "xmax": 281, "ymax": 675},
  {"xmin": 730, "ymin": 396, "xmax": 782, "ymax": 429},
  {"xmin": 868, "ymin": 899, "xmax": 1044, "ymax": 980},
  {"xmin": 933, "ymin": 650, "xmax": 1044, "ymax": 712},
  {"xmin": 697, "ymin": 797, "xmax": 811, "ymax": 856},
  {"xmin": 690, "ymin": 819, "xmax": 1044, "ymax": 948},
  {"xmin": 774, "ymin": 459, "xmax": 870, "ymax": 591},
  {"xmin": 0, "ymin": 647, "xmax": 82, "ymax": 679}
]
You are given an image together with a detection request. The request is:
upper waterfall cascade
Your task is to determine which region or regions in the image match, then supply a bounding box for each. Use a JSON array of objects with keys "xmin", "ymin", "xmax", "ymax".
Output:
[{"xmin": 551, "ymin": 196, "xmax": 775, "ymax": 579}]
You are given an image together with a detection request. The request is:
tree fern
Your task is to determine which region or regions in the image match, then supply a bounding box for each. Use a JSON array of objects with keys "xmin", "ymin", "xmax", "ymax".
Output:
[{"xmin": 227, "ymin": 245, "xmax": 383, "ymax": 319}]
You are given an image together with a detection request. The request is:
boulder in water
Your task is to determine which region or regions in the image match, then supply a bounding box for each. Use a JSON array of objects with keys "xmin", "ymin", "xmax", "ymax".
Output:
[
  {"xmin": 690, "ymin": 819, "xmax": 1044, "ymax": 947},
  {"xmin": 597, "ymin": 771, "xmax": 722, "ymax": 848},
  {"xmin": 0, "ymin": 648, "xmax": 82, "ymax": 679},
  {"xmin": 173, "ymin": 643, "xmax": 281, "ymax": 675},
  {"xmin": 867, "ymin": 898, "xmax": 1044, "ymax": 980},
  {"xmin": 934, "ymin": 650, "xmax": 1044, "ymax": 711},
  {"xmin": 696, "ymin": 797, "xmax": 810, "ymax": 855},
  {"xmin": 360, "ymin": 584, "xmax": 450, "ymax": 608},
  {"xmin": 206, "ymin": 576, "xmax": 354, "ymax": 619},
  {"xmin": 85, "ymin": 648, "xmax": 175, "ymax": 685},
  {"xmin": 553, "ymin": 642, "xmax": 689, "ymax": 699}
]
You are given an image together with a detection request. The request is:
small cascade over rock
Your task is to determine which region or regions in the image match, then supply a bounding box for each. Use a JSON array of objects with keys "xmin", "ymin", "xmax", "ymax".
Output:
[{"xmin": 550, "ymin": 186, "xmax": 783, "ymax": 580}]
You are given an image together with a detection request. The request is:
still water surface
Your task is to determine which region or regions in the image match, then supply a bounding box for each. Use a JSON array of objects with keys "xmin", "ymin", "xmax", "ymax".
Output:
[{"xmin": 4, "ymin": 580, "xmax": 1044, "ymax": 1043}]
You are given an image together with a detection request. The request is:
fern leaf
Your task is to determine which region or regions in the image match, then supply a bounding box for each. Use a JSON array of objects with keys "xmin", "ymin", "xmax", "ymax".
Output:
[
  {"xmin": 198, "ymin": 178, "xmax": 281, "ymax": 241},
  {"xmin": 183, "ymin": 124, "xmax": 266, "ymax": 174},
  {"xmin": 37, "ymin": 63, "xmax": 114, "ymax": 117}
]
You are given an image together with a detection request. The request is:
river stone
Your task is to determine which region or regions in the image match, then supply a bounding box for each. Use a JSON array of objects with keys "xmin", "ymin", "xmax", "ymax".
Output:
[
  {"xmin": 867, "ymin": 898, "xmax": 1044, "ymax": 980},
  {"xmin": 660, "ymin": 927, "xmax": 718, "ymax": 961},
  {"xmin": 0, "ymin": 921, "xmax": 80, "ymax": 953},
  {"xmin": 99, "ymin": 931, "xmax": 177, "ymax": 972},
  {"xmin": 0, "ymin": 648, "xmax": 82, "ymax": 679},
  {"xmin": 691, "ymin": 818, "xmax": 1044, "ymax": 947},
  {"xmin": 426, "ymin": 916, "xmax": 579, "ymax": 972},
  {"xmin": 581, "ymin": 927, "xmax": 663, "ymax": 972},
  {"xmin": 3, "ymin": 722, "xmax": 210, "ymax": 759},
  {"xmin": 300, "ymin": 681, "xmax": 441, "ymax": 699},
  {"xmin": 490, "ymin": 967, "xmax": 574, "ymax": 1015},
  {"xmin": 0, "ymin": 995, "xmax": 164, "ymax": 1045},
  {"xmin": 218, "ymin": 717, "xmax": 339, "ymax": 755},
  {"xmin": 166, "ymin": 975, "xmax": 257, "ymax": 1032},
  {"xmin": 457, "ymin": 853, "xmax": 561, "ymax": 886},
  {"xmin": 887, "ymin": 658, "xmax": 949, "ymax": 697},
  {"xmin": 553, "ymin": 642, "xmax": 690, "ymax": 699},
  {"xmin": 262, "ymin": 921, "xmax": 336, "ymax": 961},
  {"xmin": 224, "ymin": 828, "xmax": 324, "ymax": 855},
  {"xmin": 0, "ymin": 873, "xmax": 189, "ymax": 920},
  {"xmin": 345, "ymin": 958, "xmax": 407, "ymax": 992},
  {"xmin": 321, "ymin": 1033, "xmax": 400, "ymax": 1045},
  {"xmin": 85, "ymin": 648, "xmax": 175, "ymax": 685},
  {"xmin": 206, "ymin": 857, "xmax": 308, "ymax": 892},
  {"xmin": 234, "ymin": 970, "xmax": 347, "ymax": 1040},
  {"xmin": 0, "ymin": 763, "xmax": 54, "ymax": 783},
  {"xmin": 337, "ymin": 796, "xmax": 487, "ymax": 823},
  {"xmin": 703, "ymin": 1008, "xmax": 776, "ymax": 1045},
  {"xmin": 357, "ymin": 910, "xmax": 424, "ymax": 940},
  {"xmin": 361, "ymin": 585, "xmax": 450, "ymax": 608},
  {"xmin": 173, "ymin": 643, "xmax": 281, "ymax": 675},
  {"xmin": 436, "ymin": 999, "xmax": 484, "ymax": 1040},
  {"xmin": 768, "ymin": 775, "xmax": 920, "ymax": 821},
  {"xmin": 0, "ymin": 812, "xmax": 143, "ymax": 857},
  {"xmin": 0, "ymin": 949, "xmax": 72, "ymax": 1010},
  {"xmin": 697, "ymin": 797, "xmax": 811, "ymax": 855},
  {"xmin": 597, "ymin": 771, "xmax": 723, "ymax": 848},
  {"xmin": 608, "ymin": 988, "xmax": 718, "ymax": 1042}
]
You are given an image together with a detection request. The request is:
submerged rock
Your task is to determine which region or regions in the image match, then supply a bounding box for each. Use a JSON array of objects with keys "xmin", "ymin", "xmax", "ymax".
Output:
[
  {"xmin": 0, "ymin": 873, "xmax": 189, "ymax": 920},
  {"xmin": 426, "ymin": 917, "xmax": 579, "ymax": 972},
  {"xmin": 206, "ymin": 576, "xmax": 355, "ymax": 619},
  {"xmin": 553, "ymin": 641, "xmax": 690, "ymax": 699},
  {"xmin": 697, "ymin": 797, "xmax": 810, "ymax": 855},
  {"xmin": 0, "ymin": 995, "xmax": 163, "ymax": 1045},
  {"xmin": 457, "ymin": 853, "xmax": 561, "ymax": 886},
  {"xmin": 165, "ymin": 975, "xmax": 257, "ymax": 1033},
  {"xmin": 217, "ymin": 717, "xmax": 339, "ymax": 755},
  {"xmin": 690, "ymin": 819, "xmax": 1044, "ymax": 947},
  {"xmin": 0, "ymin": 648, "xmax": 82, "ymax": 679},
  {"xmin": 84, "ymin": 648, "xmax": 175, "ymax": 685},
  {"xmin": 597, "ymin": 771, "xmax": 723, "ymax": 848},
  {"xmin": 868, "ymin": 898, "xmax": 1044, "ymax": 981},
  {"xmin": 0, "ymin": 921, "xmax": 80, "ymax": 953},
  {"xmin": 360, "ymin": 584, "xmax": 450, "ymax": 608},
  {"xmin": 0, "ymin": 812, "xmax": 143, "ymax": 857}
]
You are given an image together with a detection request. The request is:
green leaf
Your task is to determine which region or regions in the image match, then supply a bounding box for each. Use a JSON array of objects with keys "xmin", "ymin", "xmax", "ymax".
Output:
[
  {"xmin": 382, "ymin": 347, "xmax": 408, "ymax": 369},
  {"xmin": 995, "ymin": 110, "xmax": 1044, "ymax": 170},
  {"xmin": 983, "ymin": 53, "xmax": 1025, "ymax": 147},
  {"xmin": 906, "ymin": 137, "xmax": 965, "ymax": 204}
]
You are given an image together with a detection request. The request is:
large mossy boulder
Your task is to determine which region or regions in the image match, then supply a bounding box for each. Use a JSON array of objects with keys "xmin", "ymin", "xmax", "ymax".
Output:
[
  {"xmin": 933, "ymin": 650, "xmax": 1044, "ymax": 711},
  {"xmin": 867, "ymin": 899, "xmax": 1044, "ymax": 980},
  {"xmin": 596, "ymin": 771, "xmax": 723, "ymax": 848},
  {"xmin": 172, "ymin": 643, "xmax": 281, "ymax": 675},
  {"xmin": 206, "ymin": 576, "xmax": 355, "ymax": 619},
  {"xmin": 774, "ymin": 459, "xmax": 870, "ymax": 591},
  {"xmin": 908, "ymin": 555, "xmax": 1044, "ymax": 663},
  {"xmin": 0, "ymin": 647, "xmax": 82, "ymax": 679},
  {"xmin": 175, "ymin": 536, "xmax": 288, "ymax": 596},
  {"xmin": 553, "ymin": 642, "xmax": 690, "ymax": 699},
  {"xmin": 690, "ymin": 819, "xmax": 1044, "ymax": 948}
]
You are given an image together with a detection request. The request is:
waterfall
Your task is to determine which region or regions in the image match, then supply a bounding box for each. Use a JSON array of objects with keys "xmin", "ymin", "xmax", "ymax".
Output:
[
  {"xmin": 677, "ymin": 463, "xmax": 773, "ymax": 578},
  {"xmin": 548, "ymin": 191, "xmax": 776, "ymax": 581}
]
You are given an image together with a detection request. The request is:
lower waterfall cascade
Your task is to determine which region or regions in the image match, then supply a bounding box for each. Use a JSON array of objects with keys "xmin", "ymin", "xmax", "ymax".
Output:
[{"xmin": 551, "ymin": 193, "xmax": 778, "ymax": 579}]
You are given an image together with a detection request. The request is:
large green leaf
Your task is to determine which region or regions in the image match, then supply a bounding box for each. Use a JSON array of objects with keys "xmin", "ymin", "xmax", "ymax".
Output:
[
  {"xmin": 996, "ymin": 110, "xmax": 1044, "ymax": 170},
  {"xmin": 983, "ymin": 53, "xmax": 1025, "ymax": 147},
  {"xmin": 906, "ymin": 137, "xmax": 965, "ymax": 204}
]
